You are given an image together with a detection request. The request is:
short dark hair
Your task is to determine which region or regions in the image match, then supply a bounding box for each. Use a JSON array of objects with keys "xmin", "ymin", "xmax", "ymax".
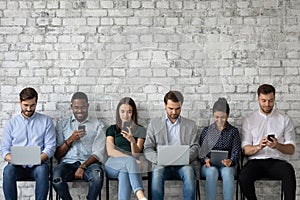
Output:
[
  {"xmin": 164, "ymin": 91, "xmax": 184, "ymax": 104},
  {"xmin": 71, "ymin": 92, "xmax": 88, "ymax": 103},
  {"xmin": 19, "ymin": 87, "xmax": 38, "ymax": 102},
  {"xmin": 257, "ymin": 84, "xmax": 276, "ymax": 96},
  {"xmin": 213, "ymin": 97, "xmax": 230, "ymax": 115}
]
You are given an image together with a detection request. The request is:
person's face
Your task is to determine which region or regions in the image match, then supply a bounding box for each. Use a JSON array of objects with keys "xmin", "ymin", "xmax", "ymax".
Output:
[
  {"xmin": 19, "ymin": 98, "xmax": 37, "ymax": 119},
  {"xmin": 165, "ymin": 100, "xmax": 182, "ymax": 123},
  {"xmin": 71, "ymin": 99, "xmax": 89, "ymax": 122},
  {"xmin": 119, "ymin": 104, "xmax": 133, "ymax": 123},
  {"xmin": 213, "ymin": 111, "xmax": 228, "ymax": 129},
  {"xmin": 258, "ymin": 93, "xmax": 275, "ymax": 115}
]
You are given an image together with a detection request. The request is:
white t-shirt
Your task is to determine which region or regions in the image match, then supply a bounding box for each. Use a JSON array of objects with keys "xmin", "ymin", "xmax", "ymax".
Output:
[{"xmin": 242, "ymin": 109, "xmax": 295, "ymax": 161}]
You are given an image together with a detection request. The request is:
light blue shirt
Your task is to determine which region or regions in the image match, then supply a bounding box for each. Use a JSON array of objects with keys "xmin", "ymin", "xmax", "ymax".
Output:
[
  {"xmin": 1, "ymin": 112, "xmax": 56, "ymax": 161},
  {"xmin": 56, "ymin": 114, "xmax": 106, "ymax": 164},
  {"xmin": 166, "ymin": 115, "xmax": 181, "ymax": 145}
]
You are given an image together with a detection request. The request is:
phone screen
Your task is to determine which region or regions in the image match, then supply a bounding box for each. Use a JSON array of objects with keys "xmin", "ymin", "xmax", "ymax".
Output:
[
  {"xmin": 267, "ymin": 134, "xmax": 275, "ymax": 142},
  {"xmin": 122, "ymin": 122, "xmax": 130, "ymax": 132},
  {"xmin": 78, "ymin": 125, "xmax": 85, "ymax": 131}
]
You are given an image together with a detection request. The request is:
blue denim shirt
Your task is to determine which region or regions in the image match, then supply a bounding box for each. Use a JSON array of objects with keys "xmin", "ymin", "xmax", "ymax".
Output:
[
  {"xmin": 1, "ymin": 112, "xmax": 56, "ymax": 161},
  {"xmin": 56, "ymin": 115, "xmax": 106, "ymax": 164}
]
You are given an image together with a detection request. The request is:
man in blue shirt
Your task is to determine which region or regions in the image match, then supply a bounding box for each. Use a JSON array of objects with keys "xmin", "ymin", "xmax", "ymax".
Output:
[
  {"xmin": 1, "ymin": 87, "xmax": 56, "ymax": 200},
  {"xmin": 52, "ymin": 92, "xmax": 106, "ymax": 200}
]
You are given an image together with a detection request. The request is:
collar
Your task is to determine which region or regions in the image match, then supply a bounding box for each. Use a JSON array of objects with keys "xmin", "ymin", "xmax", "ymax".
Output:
[
  {"xmin": 165, "ymin": 115, "xmax": 181, "ymax": 125},
  {"xmin": 71, "ymin": 114, "xmax": 89, "ymax": 123},
  {"xmin": 19, "ymin": 111, "xmax": 37, "ymax": 121},
  {"xmin": 258, "ymin": 108, "xmax": 276, "ymax": 119}
]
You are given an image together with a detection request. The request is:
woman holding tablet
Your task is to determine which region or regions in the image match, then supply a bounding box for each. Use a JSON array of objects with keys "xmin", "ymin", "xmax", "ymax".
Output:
[{"xmin": 199, "ymin": 98, "xmax": 241, "ymax": 200}]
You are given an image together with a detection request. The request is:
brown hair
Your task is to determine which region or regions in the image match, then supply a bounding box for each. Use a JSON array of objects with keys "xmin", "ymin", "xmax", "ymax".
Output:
[{"xmin": 164, "ymin": 91, "xmax": 184, "ymax": 104}]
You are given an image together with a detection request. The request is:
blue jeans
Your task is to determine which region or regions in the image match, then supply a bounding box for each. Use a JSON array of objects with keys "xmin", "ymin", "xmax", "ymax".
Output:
[
  {"xmin": 151, "ymin": 165, "xmax": 196, "ymax": 200},
  {"xmin": 105, "ymin": 156, "xmax": 144, "ymax": 200},
  {"xmin": 201, "ymin": 165, "xmax": 236, "ymax": 200},
  {"xmin": 52, "ymin": 162, "xmax": 104, "ymax": 200},
  {"xmin": 3, "ymin": 163, "xmax": 50, "ymax": 200}
]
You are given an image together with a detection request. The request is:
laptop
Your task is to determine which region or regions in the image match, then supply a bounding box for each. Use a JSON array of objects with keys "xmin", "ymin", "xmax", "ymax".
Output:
[
  {"xmin": 11, "ymin": 146, "xmax": 41, "ymax": 165},
  {"xmin": 157, "ymin": 145, "xmax": 190, "ymax": 166},
  {"xmin": 210, "ymin": 150, "xmax": 228, "ymax": 166}
]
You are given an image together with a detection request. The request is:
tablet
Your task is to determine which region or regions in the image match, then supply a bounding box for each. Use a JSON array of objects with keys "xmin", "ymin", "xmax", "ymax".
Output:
[{"xmin": 210, "ymin": 150, "xmax": 228, "ymax": 166}]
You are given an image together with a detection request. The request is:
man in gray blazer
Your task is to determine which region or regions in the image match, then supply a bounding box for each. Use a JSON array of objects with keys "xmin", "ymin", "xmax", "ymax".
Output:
[{"xmin": 144, "ymin": 91, "xmax": 200, "ymax": 200}]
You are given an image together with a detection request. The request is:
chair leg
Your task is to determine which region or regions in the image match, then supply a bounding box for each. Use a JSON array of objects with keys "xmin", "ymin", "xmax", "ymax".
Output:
[
  {"xmin": 106, "ymin": 177, "xmax": 109, "ymax": 200},
  {"xmin": 235, "ymin": 179, "xmax": 238, "ymax": 200},
  {"xmin": 196, "ymin": 180, "xmax": 200, "ymax": 200}
]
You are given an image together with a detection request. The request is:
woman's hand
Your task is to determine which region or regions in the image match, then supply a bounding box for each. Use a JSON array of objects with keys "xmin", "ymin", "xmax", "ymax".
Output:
[
  {"xmin": 222, "ymin": 159, "xmax": 232, "ymax": 167},
  {"xmin": 205, "ymin": 158, "xmax": 211, "ymax": 167},
  {"xmin": 121, "ymin": 127, "xmax": 135, "ymax": 143}
]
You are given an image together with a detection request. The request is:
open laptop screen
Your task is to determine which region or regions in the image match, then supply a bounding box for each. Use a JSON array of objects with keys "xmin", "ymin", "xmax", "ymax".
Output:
[
  {"xmin": 11, "ymin": 146, "xmax": 41, "ymax": 165},
  {"xmin": 157, "ymin": 145, "xmax": 190, "ymax": 166}
]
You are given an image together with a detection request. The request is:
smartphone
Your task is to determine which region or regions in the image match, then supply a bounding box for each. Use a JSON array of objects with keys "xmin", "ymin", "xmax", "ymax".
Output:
[
  {"xmin": 78, "ymin": 125, "xmax": 86, "ymax": 131},
  {"xmin": 267, "ymin": 134, "xmax": 275, "ymax": 142},
  {"xmin": 122, "ymin": 122, "xmax": 130, "ymax": 133}
]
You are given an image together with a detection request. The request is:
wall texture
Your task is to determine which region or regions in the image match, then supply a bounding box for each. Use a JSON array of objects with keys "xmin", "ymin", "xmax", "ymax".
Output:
[{"xmin": 0, "ymin": 0, "xmax": 299, "ymax": 199}]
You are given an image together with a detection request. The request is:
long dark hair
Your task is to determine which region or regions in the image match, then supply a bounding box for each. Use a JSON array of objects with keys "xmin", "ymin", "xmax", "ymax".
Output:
[{"xmin": 115, "ymin": 97, "xmax": 138, "ymax": 133}]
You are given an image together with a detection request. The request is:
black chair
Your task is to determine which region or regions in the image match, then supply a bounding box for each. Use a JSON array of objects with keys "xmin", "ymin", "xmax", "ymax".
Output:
[{"xmin": 240, "ymin": 154, "xmax": 283, "ymax": 200}]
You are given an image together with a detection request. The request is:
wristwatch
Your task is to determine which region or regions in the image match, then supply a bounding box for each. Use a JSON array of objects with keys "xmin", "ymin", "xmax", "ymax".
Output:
[{"xmin": 79, "ymin": 163, "xmax": 87, "ymax": 170}]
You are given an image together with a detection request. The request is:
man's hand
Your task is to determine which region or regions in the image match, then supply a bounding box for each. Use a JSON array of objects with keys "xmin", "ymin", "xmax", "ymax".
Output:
[
  {"xmin": 74, "ymin": 167, "xmax": 84, "ymax": 180},
  {"xmin": 259, "ymin": 136, "xmax": 268, "ymax": 149},
  {"xmin": 266, "ymin": 136, "xmax": 278, "ymax": 149},
  {"xmin": 70, "ymin": 129, "xmax": 86, "ymax": 141},
  {"xmin": 5, "ymin": 153, "xmax": 11, "ymax": 163}
]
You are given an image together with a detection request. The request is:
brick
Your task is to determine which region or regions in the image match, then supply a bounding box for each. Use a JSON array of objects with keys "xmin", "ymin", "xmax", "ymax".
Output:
[{"xmin": 100, "ymin": 1, "xmax": 114, "ymax": 8}]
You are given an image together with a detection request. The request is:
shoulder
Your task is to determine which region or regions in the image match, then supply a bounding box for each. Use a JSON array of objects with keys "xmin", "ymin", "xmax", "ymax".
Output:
[
  {"xmin": 243, "ymin": 111, "xmax": 258, "ymax": 124},
  {"xmin": 35, "ymin": 113, "xmax": 54, "ymax": 124},
  {"xmin": 57, "ymin": 116, "xmax": 71, "ymax": 126},
  {"xmin": 106, "ymin": 125, "xmax": 117, "ymax": 135},
  {"xmin": 88, "ymin": 117, "xmax": 105, "ymax": 128},
  {"xmin": 134, "ymin": 125, "xmax": 146, "ymax": 138},
  {"xmin": 226, "ymin": 123, "xmax": 240, "ymax": 134},
  {"xmin": 149, "ymin": 117, "xmax": 164, "ymax": 126},
  {"xmin": 181, "ymin": 117, "xmax": 196, "ymax": 125}
]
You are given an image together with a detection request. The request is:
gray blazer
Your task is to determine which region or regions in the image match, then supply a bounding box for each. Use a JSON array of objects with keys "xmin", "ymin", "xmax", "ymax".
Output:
[{"xmin": 144, "ymin": 116, "xmax": 200, "ymax": 166}]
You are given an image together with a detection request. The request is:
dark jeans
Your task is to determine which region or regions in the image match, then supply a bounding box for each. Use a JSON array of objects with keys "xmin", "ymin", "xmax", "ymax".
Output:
[
  {"xmin": 3, "ymin": 163, "xmax": 50, "ymax": 200},
  {"xmin": 52, "ymin": 162, "xmax": 104, "ymax": 200},
  {"xmin": 239, "ymin": 159, "xmax": 296, "ymax": 200}
]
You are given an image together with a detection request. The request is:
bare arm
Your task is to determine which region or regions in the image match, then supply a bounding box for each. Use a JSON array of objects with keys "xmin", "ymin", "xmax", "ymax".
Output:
[
  {"xmin": 106, "ymin": 136, "xmax": 129, "ymax": 158},
  {"xmin": 75, "ymin": 155, "xmax": 99, "ymax": 180},
  {"xmin": 243, "ymin": 136, "xmax": 268, "ymax": 156},
  {"xmin": 267, "ymin": 136, "xmax": 295, "ymax": 155}
]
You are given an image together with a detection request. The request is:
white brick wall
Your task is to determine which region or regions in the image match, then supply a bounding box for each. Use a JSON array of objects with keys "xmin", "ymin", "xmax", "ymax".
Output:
[{"xmin": 0, "ymin": 0, "xmax": 299, "ymax": 199}]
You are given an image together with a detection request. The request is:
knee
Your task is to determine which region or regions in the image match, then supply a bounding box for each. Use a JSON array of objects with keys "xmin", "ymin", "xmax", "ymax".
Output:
[
  {"xmin": 90, "ymin": 168, "xmax": 104, "ymax": 184},
  {"xmin": 205, "ymin": 167, "xmax": 218, "ymax": 177},
  {"xmin": 221, "ymin": 167, "xmax": 234, "ymax": 179},
  {"xmin": 52, "ymin": 177, "xmax": 63, "ymax": 185}
]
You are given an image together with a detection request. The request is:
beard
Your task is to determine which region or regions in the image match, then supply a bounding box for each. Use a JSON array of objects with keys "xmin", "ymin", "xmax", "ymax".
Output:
[
  {"xmin": 261, "ymin": 106, "xmax": 273, "ymax": 114},
  {"xmin": 22, "ymin": 110, "xmax": 34, "ymax": 118}
]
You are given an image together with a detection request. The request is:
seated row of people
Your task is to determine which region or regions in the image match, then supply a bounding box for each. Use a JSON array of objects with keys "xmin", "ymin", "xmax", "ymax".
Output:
[{"xmin": 1, "ymin": 84, "xmax": 296, "ymax": 200}]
